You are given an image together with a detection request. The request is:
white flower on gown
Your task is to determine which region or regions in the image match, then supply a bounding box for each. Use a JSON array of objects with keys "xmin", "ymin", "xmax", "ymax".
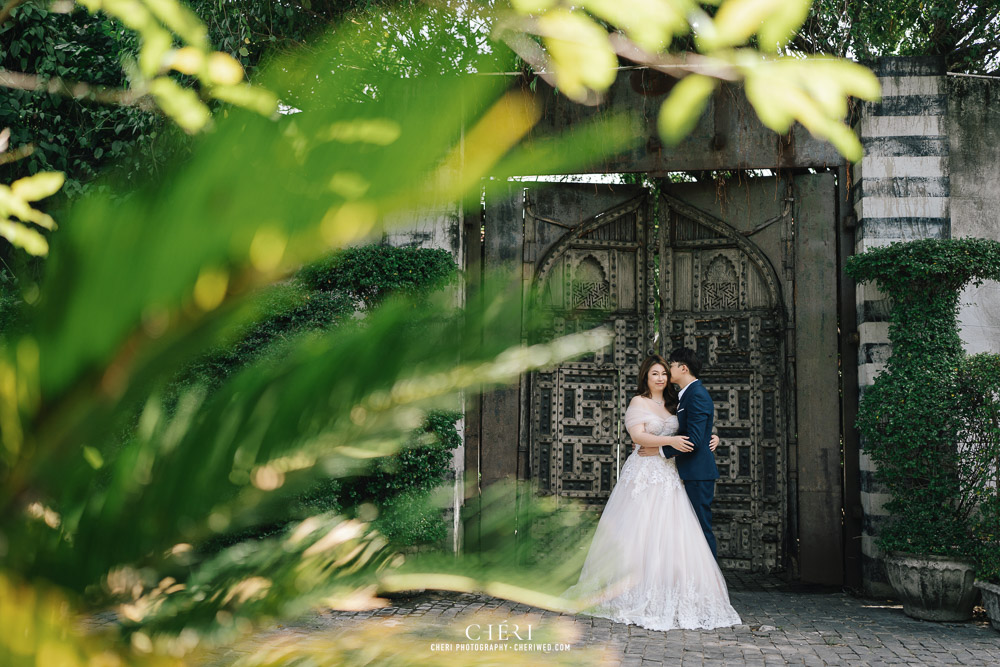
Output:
[{"xmin": 563, "ymin": 402, "xmax": 742, "ymax": 632}]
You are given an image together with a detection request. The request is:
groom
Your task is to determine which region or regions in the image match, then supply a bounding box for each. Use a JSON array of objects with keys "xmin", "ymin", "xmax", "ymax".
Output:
[{"xmin": 638, "ymin": 347, "xmax": 720, "ymax": 559}]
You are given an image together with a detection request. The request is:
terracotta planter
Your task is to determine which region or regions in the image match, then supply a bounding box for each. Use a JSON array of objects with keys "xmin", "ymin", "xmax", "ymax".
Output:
[
  {"xmin": 975, "ymin": 580, "xmax": 1000, "ymax": 632},
  {"xmin": 885, "ymin": 552, "xmax": 979, "ymax": 621}
]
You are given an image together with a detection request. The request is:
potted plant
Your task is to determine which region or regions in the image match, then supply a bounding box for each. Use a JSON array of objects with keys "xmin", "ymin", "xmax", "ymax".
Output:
[{"xmin": 846, "ymin": 239, "xmax": 1000, "ymax": 621}]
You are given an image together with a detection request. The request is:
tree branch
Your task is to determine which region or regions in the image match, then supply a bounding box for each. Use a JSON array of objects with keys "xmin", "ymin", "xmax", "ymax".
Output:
[
  {"xmin": 0, "ymin": 69, "xmax": 157, "ymax": 110},
  {"xmin": 608, "ymin": 34, "xmax": 740, "ymax": 82}
]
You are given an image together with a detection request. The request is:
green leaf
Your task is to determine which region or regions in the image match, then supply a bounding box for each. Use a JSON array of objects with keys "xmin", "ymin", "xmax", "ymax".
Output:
[
  {"xmin": 744, "ymin": 70, "xmax": 793, "ymax": 132},
  {"xmin": 757, "ymin": 0, "xmax": 810, "ymax": 51},
  {"xmin": 82, "ymin": 446, "xmax": 104, "ymax": 469},
  {"xmin": 537, "ymin": 9, "xmax": 617, "ymax": 102},
  {"xmin": 138, "ymin": 27, "xmax": 172, "ymax": 77},
  {"xmin": 0, "ymin": 219, "xmax": 49, "ymax": 256},
  {"xmin": 657, "ymin": 74, "xmax": 717, "ymax": 145},
  {"xmin": 711, "ymin": 0, "xmax": 781, "ymax": 48},
  {"xmin": 10, "ymin": 172, "xmax": 65, "ymax": 202},
  {"xmin": 143, "ymin": 0, "xmax": 210, "ymax": 48},
  {"xmin": 580, "ymin": 0, "xmax": 689, "ymax": 52},
  {"xmin": 811, "ymin": 58, "xmax": 882, "ymax": 101},
  {"xmin": 210, "ymin": 84, "xmax": 278, "ymax": 116},
  {"xmin": 510, "ymin": 0, "xmax": 557, "ymax": 12},
  {"xmin": 820, "ymin": 121, "xmax": 864, "ymax": 162},
  {"xmin": 149, "ymin": 77, "xmax": 212, "ymax": 133}
]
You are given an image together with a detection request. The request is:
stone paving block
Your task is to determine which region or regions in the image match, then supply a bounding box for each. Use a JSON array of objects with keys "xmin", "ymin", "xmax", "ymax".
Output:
[{"xmin": 187, "ymin": 574, "xmax": 1000, "ymax": 666}]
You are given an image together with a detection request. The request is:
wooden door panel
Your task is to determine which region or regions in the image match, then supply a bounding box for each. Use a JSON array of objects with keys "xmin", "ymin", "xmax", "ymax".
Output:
[
  {"xmin": 529, "ymin": 187, "xmax": 652, "ymax": 508},
  {"xmin": 660, "ymin": 190, "xmax": 787, "ymax": 573}
]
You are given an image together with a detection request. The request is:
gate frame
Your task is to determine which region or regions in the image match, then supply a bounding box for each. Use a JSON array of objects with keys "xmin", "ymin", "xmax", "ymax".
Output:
[{"xmin": 463, "ymin": 71, "xmax": 860, "ymax": 588}]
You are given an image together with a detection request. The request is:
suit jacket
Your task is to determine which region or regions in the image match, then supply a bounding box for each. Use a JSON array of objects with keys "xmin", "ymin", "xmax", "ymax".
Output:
[{"xmin": 663, "ymin": 379, "xmax": 719, "ymax": 481}]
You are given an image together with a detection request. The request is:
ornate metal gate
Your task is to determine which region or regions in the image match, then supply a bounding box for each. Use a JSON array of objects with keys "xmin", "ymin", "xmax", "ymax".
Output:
[
  {"xmin": 525, "ymin": 182, "xmax": 789, "ymax": 573},
  {"xmin": 530, "ymin": 189, "xmax": 656, "ymax": 508},
  {"xmin": 657, "ymin": 192, "xmax": 786, "ymax": 573}
]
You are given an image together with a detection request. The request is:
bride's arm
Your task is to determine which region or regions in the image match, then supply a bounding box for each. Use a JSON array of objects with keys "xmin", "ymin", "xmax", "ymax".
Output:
[
  {"xmin": 627, "ymin": 423, "xmax": 681, "ymax": 449},
  {"xmin": 624, "ymin": 397, "xmax": 693, "ymax": 456},
  {"xmin": 627, "ymin": 424, "xmax": 694, "ymax": 456}
]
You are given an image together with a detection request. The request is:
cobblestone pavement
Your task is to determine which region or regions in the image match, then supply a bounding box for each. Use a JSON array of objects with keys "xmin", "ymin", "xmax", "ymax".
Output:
[{"xmin": 204, "ymin": 573, "xmax": 1000, "ymax": 666}]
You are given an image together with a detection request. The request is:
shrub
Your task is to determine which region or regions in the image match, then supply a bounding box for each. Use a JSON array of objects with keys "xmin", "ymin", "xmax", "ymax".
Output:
[
  {"xmin": 296, "ymin": 245, "xmax": 456, "ymax": 309},
  {"xmin": 338, "ymin": 410, "xmax": 462, "ymax": 546},
  {"xmin": 957, "ymin": 354, "xmax": 1000, "ymax": 582},
  {"xmin": 181, "ymin": 284, "xmax": 355, "ymax": 391},
  {"xmin": 0, "ymin": 272, "xmax": 24, "ymax": 337},
  {"xmin": 846, "ymin": 238, "xmax": 1000, "ymax": 558},
  {"xmin": 183, "ymin": 247, "xmax": 461, "ymax": 548},
  {"xmin": 376, "ymin": 488, "xmax": 449, "ymax": 545}
]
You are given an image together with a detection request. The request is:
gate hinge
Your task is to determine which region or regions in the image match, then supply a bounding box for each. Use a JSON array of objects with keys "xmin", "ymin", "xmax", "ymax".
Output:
[{"xmin": 523, "ymin": 241, "xmax": 538, "ymax": 263}]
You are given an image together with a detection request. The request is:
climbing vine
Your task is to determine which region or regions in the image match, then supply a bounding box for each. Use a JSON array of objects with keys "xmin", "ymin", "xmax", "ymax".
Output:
[{"xmin": 846, "ymin": 238, "xmax": 1000, "ymax": 558}]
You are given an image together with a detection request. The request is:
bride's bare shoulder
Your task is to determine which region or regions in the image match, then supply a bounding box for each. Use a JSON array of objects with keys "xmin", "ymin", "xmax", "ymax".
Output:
[{"xmin": 628, "ymin": 395, "xmax": 646, "ymax": 406}]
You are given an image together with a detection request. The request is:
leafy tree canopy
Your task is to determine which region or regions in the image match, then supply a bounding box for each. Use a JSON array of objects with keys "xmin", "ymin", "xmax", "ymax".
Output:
[
  {"xmin": 795, "ymin": 0, "xmax": 1000, "ymax": 74},
  {"xmin": 0, "ymin": 0, "xmax": 497, "ymax": 197}
]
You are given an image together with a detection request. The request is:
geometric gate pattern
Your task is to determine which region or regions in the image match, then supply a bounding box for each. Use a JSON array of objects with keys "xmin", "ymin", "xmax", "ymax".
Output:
[
  {"xmin": 658, "ymin": 194, "xmax": 787, "ymax": 573},
  {"xmin": 528, "ymin": 187, "xmax": 788, "ymax": 573},
  {"xmin": 531, "ymin": 195, "xmax": 654, "ymax": 510}
]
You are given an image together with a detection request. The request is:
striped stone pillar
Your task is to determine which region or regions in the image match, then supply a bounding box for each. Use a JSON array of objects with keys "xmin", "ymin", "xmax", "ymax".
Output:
[{"xmin": 852, "ymin": 56, "xmax": 950, "ymax": 595}]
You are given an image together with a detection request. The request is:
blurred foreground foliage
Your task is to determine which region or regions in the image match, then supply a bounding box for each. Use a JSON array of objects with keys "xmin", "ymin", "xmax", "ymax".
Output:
[
  {"xmin": 0, "ymin": 5, "xmax": 624, "ymax": 664},
  {"xmin": 0, "ymin": 0, "xmax": 881, "ymax": 663},
  {"xmin": 2, "ymin": 0, "xmax": 882, "ymax": 257},
  {"xmin": 177, "ymin": 245, "xmax": 464, "ymax": 549}
]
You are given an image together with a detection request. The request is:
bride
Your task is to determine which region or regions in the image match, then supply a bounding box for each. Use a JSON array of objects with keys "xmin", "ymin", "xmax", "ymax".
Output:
[{"xmin": 564, "ymin": 354, "xmax": 741, "ymax": 631}]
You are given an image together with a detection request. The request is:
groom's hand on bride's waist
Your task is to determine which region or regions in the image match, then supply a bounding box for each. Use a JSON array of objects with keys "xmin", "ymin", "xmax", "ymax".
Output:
[{"xmin": 637, "ymin": 445, "xmax": 661, "ymax": 457}]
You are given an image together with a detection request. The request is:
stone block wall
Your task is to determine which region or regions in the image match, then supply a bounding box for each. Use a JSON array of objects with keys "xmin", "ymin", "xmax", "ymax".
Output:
[{"xmin": 853, "ymin": 56, "xmax": 951, "ymax": 595}]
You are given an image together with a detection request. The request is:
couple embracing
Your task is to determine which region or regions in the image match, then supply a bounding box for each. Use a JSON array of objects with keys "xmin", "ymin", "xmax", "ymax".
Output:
[{"xmin": 564, "ymin": 348, "xmax": 741, "ymax": 632}]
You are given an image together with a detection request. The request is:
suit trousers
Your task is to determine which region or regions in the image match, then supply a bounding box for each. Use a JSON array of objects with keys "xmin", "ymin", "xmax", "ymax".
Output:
[{"xmin": 683, "ymin": 479, "xmax": 717, "ymax": 559}]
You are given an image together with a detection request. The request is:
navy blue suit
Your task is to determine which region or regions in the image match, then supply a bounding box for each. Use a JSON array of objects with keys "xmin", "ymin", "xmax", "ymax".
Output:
[{"xmin": 662, "ymin": 379, "xmax": 719, "ymax": 558}]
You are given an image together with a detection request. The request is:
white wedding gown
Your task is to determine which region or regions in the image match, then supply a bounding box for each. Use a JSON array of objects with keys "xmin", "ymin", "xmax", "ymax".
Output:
[{"xmin": 563, "ymin": 406, "xmax": 741, "ymax": 632}]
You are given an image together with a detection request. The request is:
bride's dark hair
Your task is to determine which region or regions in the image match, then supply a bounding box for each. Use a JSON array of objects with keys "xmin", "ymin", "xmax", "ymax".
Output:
[{"xmin": 636, "ymin": 354, "xmax": 679, "ymax": 414}]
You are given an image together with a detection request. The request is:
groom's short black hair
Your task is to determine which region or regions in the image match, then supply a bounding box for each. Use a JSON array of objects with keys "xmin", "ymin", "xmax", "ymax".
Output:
[{"xmin": 669, "ymin": 347, "xmax": 702, "ymax": 378}]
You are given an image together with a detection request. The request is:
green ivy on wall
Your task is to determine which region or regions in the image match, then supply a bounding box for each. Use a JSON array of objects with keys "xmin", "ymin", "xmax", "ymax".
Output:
[
  {"xmin": 0, "ymin": 3, "xmax": 166, "ymax": 195},
  {"xmin": 846, "ymin": 238, "xmax": 1000, "ymax": 559}
]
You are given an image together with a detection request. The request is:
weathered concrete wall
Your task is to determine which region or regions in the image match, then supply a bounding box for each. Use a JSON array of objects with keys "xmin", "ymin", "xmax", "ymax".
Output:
[
  {"xmin": 382, "ymin": 202, "xmax": 464, "ymax": 264},
  {"xmin": 948, "ymin": 75, "xmax": 1000, "ymax": 354},
  {"xmin": 527, "ymin": 70, "xmax": 845, "ymax": 173},
  {"xmin": 852, "ymin": 56, "xmax": 951, "ymax": 596}
]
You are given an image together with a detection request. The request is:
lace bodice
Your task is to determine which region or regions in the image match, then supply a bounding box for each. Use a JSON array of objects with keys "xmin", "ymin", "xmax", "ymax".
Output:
[
  {"xmin": 623, "ymin": 398, "xmax": 679, "ymax": 438},
  {"xmin": 642, "ymin": 414, "xmax": 679, "ymax": 438},
  {"xmin": 621, "ymin": 401, "xmax": 683, "ymax": 497}
]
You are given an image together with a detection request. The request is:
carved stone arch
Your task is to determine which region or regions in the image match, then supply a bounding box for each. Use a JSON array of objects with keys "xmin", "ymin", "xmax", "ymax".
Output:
[
  {"xmin": 659, "ymin": 192, "xmax": 784, "ymax": 316},
  {"xmin": 536, "ymin": 194, "xmax": 646, "ymax": 282}
]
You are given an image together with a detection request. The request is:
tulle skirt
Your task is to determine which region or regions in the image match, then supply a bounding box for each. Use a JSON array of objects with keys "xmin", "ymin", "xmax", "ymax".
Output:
[{"xmin": 564, "ymin": 453, "xmax": 742, "ymax": 631}]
